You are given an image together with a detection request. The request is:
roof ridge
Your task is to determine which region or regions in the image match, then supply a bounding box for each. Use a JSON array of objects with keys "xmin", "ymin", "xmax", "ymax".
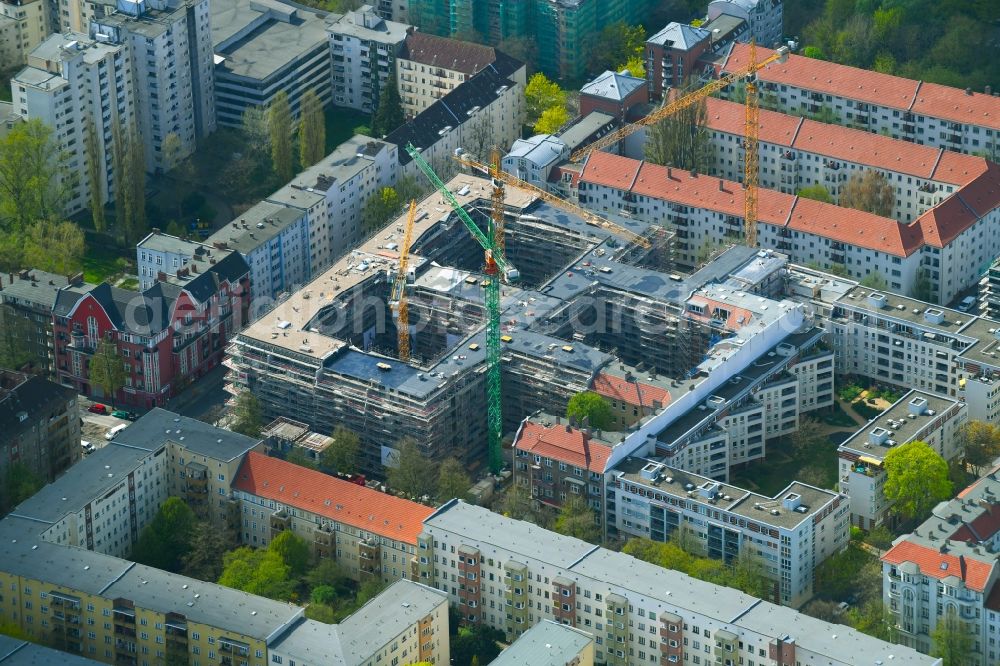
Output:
[
  {"xmin": 908, "ymin": 80, "xmax": 923, "ymax": 112},
  {"xmin": 789, "ymin": 115, "xmax": 805, "ymax": 144},
  {"xmin": 930, "ymin": 147, "xmax": 945, "ymax": 177}
]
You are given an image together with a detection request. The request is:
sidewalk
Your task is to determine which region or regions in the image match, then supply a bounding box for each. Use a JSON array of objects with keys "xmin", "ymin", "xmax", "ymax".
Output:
[{"xmin": 835, "ymin": 397, "xmax": 869, "ymax": 428}]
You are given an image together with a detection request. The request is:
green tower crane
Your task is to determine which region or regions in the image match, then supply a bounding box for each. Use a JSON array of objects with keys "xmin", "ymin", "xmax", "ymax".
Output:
[{"xmin": 404, "ymin": 143, "xmax": 517, "ymax": 473}]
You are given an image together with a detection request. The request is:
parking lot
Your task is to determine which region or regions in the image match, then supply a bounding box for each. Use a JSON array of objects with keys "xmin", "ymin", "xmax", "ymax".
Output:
[{"xmin": 78, "ymin": 397, "xmax": 132, "ymax": 453}]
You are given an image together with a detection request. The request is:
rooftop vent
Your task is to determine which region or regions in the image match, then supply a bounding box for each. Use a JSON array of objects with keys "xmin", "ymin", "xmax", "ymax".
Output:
[
  {"xmin": 867, "ymin": 292, "xmax": 888, "ymax": 309},
  {"xmin": 869, "ymin": 426, "xmax": 890, "ymax": 446},
  {"xmin": 908, "ymin": 395, "xmax": 928, "ymax": 416},
  {"xmin": 924, "ymin": 308, "xmax": 944, "ymax": 324},
  {"xmin": 782, "ymin": 492, "xmax": 802, "ymax": 511}
]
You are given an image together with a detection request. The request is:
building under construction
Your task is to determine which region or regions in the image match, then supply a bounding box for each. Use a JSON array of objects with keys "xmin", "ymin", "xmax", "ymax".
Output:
[{"xmin": 226, "ymin": 173, "xmax": 798, "ymax": 475}]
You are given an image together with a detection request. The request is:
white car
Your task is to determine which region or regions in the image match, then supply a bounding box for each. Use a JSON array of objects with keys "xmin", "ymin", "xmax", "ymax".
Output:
[
  {"xmin": 105, "ymin": 424, "xmax": 128, "ymax": 441},
  {"xmin": 81, "ymin": 441, "xmax": 96, "ymax": 454}
]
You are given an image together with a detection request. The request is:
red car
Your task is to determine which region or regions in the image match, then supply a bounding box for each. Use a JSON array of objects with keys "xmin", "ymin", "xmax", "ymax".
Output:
[{"xmin": 88, "ymin": 403, "xmax": 108, "ymax": 415}]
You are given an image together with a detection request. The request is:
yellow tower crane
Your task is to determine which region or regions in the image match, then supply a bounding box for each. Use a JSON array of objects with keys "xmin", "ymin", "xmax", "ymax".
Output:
[
  {"xmin": 569, "ymin": 42, "xmax": 788, "ymax": 248},
  {"xmin": 454, "ymin": 154, "xmax": 653, "ymax": 250},
  {"xmin": 391, "ymin": 200, "xmax": 417, "ymax": 362}
]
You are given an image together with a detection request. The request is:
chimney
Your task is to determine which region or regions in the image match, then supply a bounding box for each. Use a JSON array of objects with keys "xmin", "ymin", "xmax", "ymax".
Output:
[
  {"xmin": 987, "ymin": 85, "xmax": 993, "ymax": 95},
  {"xmin": 667, "ymin": 167, "xmax": 672, "ymax": 180},
  {"xmin": 718, "ymin": 179, "xmax": 724, "ymax": 191},
  {"xmin": 157, "ymin": 271, "xmax": 167, "ymax": 283},
  {"xmin": 152, "ymin": 227, "xmax": 161, "ymax": 234},
  {"xmin": 190, "ymin": 263, "xmax": 198, "ymax": 274},
  {"xmin": 213, "ymin": 241, "xmax": 228, "ymax": 250},
  {"xmin": 565, "ymin": 423, "xmax": 572, "ymax": 433},
  {"xmin": 555, "ymin": 415, "xmax": 561, "ymax": 424},
  {"xmin": 966, "ymin": 87, "xmax": 973, "ymax": 96}
]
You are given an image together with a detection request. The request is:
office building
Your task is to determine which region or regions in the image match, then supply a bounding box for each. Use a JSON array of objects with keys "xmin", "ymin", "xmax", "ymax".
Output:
[
  {"xmin": 0, "ymin": 369, "xmax": 79, "ymax": 493},
  {"xmin": 0, "ymin": 269, "xmax": 74, "ymax": 376},
  {"xmin": 416, "ymin": 500, "xmax": 938, "ymax": 665},
  {"xmin": 327, "ymin": 5, "xmax": 410, "ymax": 113}
]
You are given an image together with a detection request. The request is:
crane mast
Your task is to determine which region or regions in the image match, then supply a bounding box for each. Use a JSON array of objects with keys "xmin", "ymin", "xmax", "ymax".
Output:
[{"xmin": 391, "ymin": 200, "xmax": 417, "ymax": 362}]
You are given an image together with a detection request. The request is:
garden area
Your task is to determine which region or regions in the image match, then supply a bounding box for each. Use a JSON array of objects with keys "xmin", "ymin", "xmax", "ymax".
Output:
[
  {"xmin": 838, "ymin": 380, "xmax": 900, "ymax": 421},
  {"xmin": 324, "ymin": 106, "xmax": 372, "ymax": 152}
]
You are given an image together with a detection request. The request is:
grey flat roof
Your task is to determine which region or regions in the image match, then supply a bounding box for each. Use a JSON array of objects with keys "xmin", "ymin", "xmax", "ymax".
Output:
[
  {"xmin": 956, "ymin": 316, "xmax": 1000, "ymax": 367},
  {"xmin": 835, "ymin": 285, "xmax": 975, "ymax": 335},
  {"xmin": 557, "ymin": 111, "xmax": 615, "ymax": 152},
  {"xmin": 101, "ymin": 564, "xmax": 303, "ymax": 641},
  {"xmin": 137, "ymin": 233, "xmax": 213, "ymax": 256},
  {"xmin": 327, "ymin": 6, "xmax": 409, "ymax": 43},
  {"xmin": 491, "ymin": 620, "xmax": 592, "ymax": 666},
  {"xmin": 13, "ymin": 67, "xmax": 65, "ymax": 90},
  {"xmin": 0, "ymin": 634, "xmax": 104, "ymax": 664},
  {"xmin": 0, "ymin": 270, "xmax": 70, "ymax": 309},
  {"xmin": 115, "ymin": 408, "xmax": 261, "ymax": 462},
  {"xmin": 838, "ymin": 390, "xmax": 960, "ymax": 461},
  {"xmin": 337, "ymin": 580, "xmax": 447, "ymax": 662},
  {"xmin": 208, "ymin": 202, "xmax": 305, "ymax": 254},
  {"xmin": 217, "ymin": 13, "xmax": 329, "ymax": 81}
]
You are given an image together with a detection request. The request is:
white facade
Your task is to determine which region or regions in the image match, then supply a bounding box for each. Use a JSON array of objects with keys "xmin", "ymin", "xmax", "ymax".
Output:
[
  {"xmin": 12, "ymin": 33, "xmax": 134, "ymax": 216},
  {"xmin": 503, "ymin": 134, "xmax": 568, "ymax": 188},
  {"xmin": 707, "ymin": 0, "xmax": 782, "ymax": 47},
  {"xmin": 327, "ymin": 5, "xmax": 410, "ymax": 113}
]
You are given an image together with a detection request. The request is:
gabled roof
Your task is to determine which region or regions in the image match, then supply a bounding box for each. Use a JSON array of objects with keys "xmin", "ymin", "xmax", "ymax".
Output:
[
  {"xmin": 581, "ymin": 70, "xmax": 645, "ymax": 103},
  {"xmin": 232, "ymin": 452, "xmax": 433, "ymax": 544},
  {"xmin": 401, "ymin": 32, "xmax": 496, "ymax": 75},
  {"xmin": 647, "ymin": 21, "xmax": 710, "ymax": 50},
  {"xmin": 514, "ymin": 420, "xmax": 613, "ymax": 474},
  {"xmin": 882, "ymin": 540, "xmax": 994, "ymax": 592},
  {"xmin": 592, "ymin": 372, "xmax": 671, "ymax": 408},
  {"xmin": 0, "ymin": 370, "xmax": 76, "ymax": 438},
  {"xmin": 912, "ymin": 81, "xmax": 1000, "ymax": 133},
  {"xmin": 787, "ymin": 197, "xmax": 924, "ymax": 257}
]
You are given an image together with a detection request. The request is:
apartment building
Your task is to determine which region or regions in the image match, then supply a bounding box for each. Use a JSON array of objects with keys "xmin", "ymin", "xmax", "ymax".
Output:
[
  {"xmin": 707, "ymin": 0, "xmax": 782, "ymax": 48},
  {"xmin": 838, "ymin": 390, "xmax": 965, "ymax": 530},
  {"xmin": 135, "ymin": 232, "xmax": 236, "ymax": 290},
  {"xmin": 212, "ymin": 0, "xmax": 332, "ymax": 126},
  {"xmin": 327, "ymin": 5, "xmax": 410, "ymax": 113},
  {"xmin": 0, "ymin": 0, "xmax": 48, "ymax": 71},
  {"xmin": 0, "ymin": 269, "xmax": 74, "ymax": 376},
  {"xmin": 491, "ymin": 620, "xmax": 595, "ymax": 666},
  {"xmin": 0, "ymin": 634, "xmax": 103, "ymax": 664},
  {"xmin": 90, "ymin": 0, "xmax": 217, "ymax": 171},
  {"xmin": 207, "ymin": 203, "xmax": 312, "ymax": 318},
  {"xmin": 882, "ymin": 471, "xmax": 1000, "ymax": 664},
  {"xmin": 231, "ymin": 451, "xmax": 433, "ymax": 583},
  {"xmin": 579, "ymin": 69, "xmax": 647, "ymax": 123},
  {"xmin": 981, "ymin": 256, "xmax": 1000, "ymax": 319},
  {"xmin": 645, "ymin": 22, "xmax": 711, "ymax": 99},
  {"xmin": 954, "ymin": 317, "xmax": 1000, "ymax": 424},
  {"xmin": 416, "ymin": 500, "xmax": 938, "ymax": 665},
  {"xmin": 609, "ymin": 457, "xmax": 849, "ymax": 608},
  {"xmin": 397, "ymin": 31, "xmax": 498, "ymax": 120},
  {"xmin": 267, "ymin": 580, "xmax": 449, "ymax": 666},
  {"xmin": 0, "ymin": 370, "xmax": 79, "ymax": 492},
  {"xmin": 503, "ymin": 134, "xmax": 570, "ymax": 187},
  {"xmin": 12, "ymin": 32, "xmax": 133, "ymax": 216},
  {"xmin": 717, "ymin": 42, "xmax": 1000, "ymax": 160},
  {"xmin": 52, "ymin": 253, "xmax": 250, "ymax": 409}
]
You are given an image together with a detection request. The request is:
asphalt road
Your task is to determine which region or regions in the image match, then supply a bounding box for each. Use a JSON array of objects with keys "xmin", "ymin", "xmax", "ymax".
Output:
[{"xmin": 78, "ymin": 397, "xmax": 131, "ymax": 453}]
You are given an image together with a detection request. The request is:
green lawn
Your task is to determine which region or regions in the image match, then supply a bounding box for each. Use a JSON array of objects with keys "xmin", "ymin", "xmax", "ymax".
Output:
[
  {"xmin": 731, "ymin": 432, "xmax": 845, "ymax": 496},
  {"xmin": 324, "ymin": 107, "xmax": 372, "ymax": 152},
  {"xmin": 82, "ymin": 239, "xmax": 126, "ymax": 284},
  {"xmin": 819, "ymin": 403, "xmax": 858, "ymax": 428}
]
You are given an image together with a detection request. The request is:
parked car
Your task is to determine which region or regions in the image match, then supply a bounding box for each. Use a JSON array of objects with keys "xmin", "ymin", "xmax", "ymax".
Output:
[
  {"xmin": 111, "ymin": 410, "xmax": 138, "ymax": 421},
  {"xmin": 88, "ymin": 403, "xmax": 108, "ymax": 415},
  {"xmin": 957, "ymin": 295, "xmax": 977, "ymax": 312},
  {"xmin": 105, "ymin": 423, "xmax": 128, "ymax": 441},
  {"xmin": 81, "ymin": 441, "xmax": 96, "ymax": 454}
]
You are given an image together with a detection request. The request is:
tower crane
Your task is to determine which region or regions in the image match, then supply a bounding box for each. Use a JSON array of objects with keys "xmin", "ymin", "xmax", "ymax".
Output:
[
  {"xmin": 454, "ymin": 153, "xmax": 653, "ymax": 250},
  {"xmin": 569, "ymin": 42, "xmax": 789, "ymax": 248},
  {"xmin": 405, "ymin": 143, "xmax": 517, "ymax": 474},
  {"xmin": 390, "ymin": 200, "xmax": 417, "ymax": 363}
]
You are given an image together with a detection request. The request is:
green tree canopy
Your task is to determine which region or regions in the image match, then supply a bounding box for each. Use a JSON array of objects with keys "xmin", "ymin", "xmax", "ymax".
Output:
[
  {"xmin": 524, "ymin": 73, "xmax": 566, "ymax": 125},
  {"xmin": 371, "ymin": 71, "xmax": 405, "ymax": 137},
  {"xmin": 840, "ymin": 169, "xmax": 895, "ymax": 217},
  {"xmin": 797, "ymin": 184, "xmax": 833, "ymax": 203},
  {"xmin": 859, "ymin": 271, "xmax": 888, "ymax": 290},
  {"xmin": 268, "ymin": 91, "xmax": 294, "ymax": 183},
  {"xmin": 957, "ymin": 420, "xmax": 1000, "ymax": 474},
  {"xmin": 299, "ymin": 89, "xmax": 326, "ymax": 167},
  {"xmin": 0, "ymin": 462, "xmax": 44, "ymax": 515},
  {"xmin": 450, "ymin": 624, "xmax": 504, "ymax": 666},
  {"xmin": 0, "ymin": 119, "xmax": 68, "ymax": 230},
  {"xmin": 533, "ymin": 105, "xmax": 569, "ymax": 134},
  {"xmin": 566, "ymin": 391, "xmax": 613, "ymax": 430},
  {"xmin": 883, "ymin": 440, "xmax": 952, "ymax": 520},
  {"xmin": 553, "ymin": 495, "xmax": 601, "ymax": 543},
  {"xmin": 218, "ymin": 547, "xmax": 295, "ymax": 600},
  {"xmin": 268, "ymin": 530, "xmax": 311, "ymax": 577},
  {"xmin": 132, "ymin": 497, "xmax": 197, "ymax": 572},
  {"xmin": 387, "ymin": 437, "xmax": 437, "ymax": 498},
  {"xmin": 587, "ymin": 22, "xmax": 645, "ymax": 74},
  {"xmin": 931, "ymin": 607, "xmax": 974, "ymax": 666},
  {"xmin": 231, "ymin": 391, "xmax": 263, "ymax": 438},
  {"xmin": 361, "ymin": 186, "xmax": 401, "ymax": 232},
  {"xmin": 436, "ymin": 457, "xmax": 472, "ymax": 503},
  {"xmin": 619, "ymin": 55, "xmax": 646, "ymax": 80},
  {"xmin": 320, "ymin": 425, "xmax": 361, "ymax": 474}
]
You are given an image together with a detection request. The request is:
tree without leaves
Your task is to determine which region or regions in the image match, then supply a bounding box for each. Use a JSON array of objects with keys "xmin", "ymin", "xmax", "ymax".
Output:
[
  {"xmin": 268, "ymin": 530, "xmax": 310, "ymax": 577},
  {"xmin": 566, "ymin": 391, "xmax": 613, "ymax": 430},
  {"xmin": 268, "ymin": 92, "xmax": 294, "ymax": 183},
  {"xmin": 230, "ymin": 391, "xmax": 263, "ymax": 438},
  {"xmin": 498, "ymin": 482, "xmax": 539, "ymax": 522},
  {"xmin": 644, "ymin": 90, "xmax": 711, "ymax": 173},
  {"xmin": 84, "ymin": 116, "xmax": 106, "ymax": 232},
  {"xmin": 553, "ymin": 495, "xmax": 601, "ymax": 543},
  {"xmin": 0, "ymin": 119, "xmax": 68, "ymax": 231},
  {"xmin": 387, "ymin": 437, "xmax": 437, "ymax": 498},
  {"xmin": 883, "ymin": 440, "xmax": 952, "ymax": 521},
  {"xmin": 371, "ymin": 70, "xmax": 404, "ymax": 137},
  {"xmin": 911, "ymin": 267, "xmax": 934, "ymax": 302},
  {"xmin": 524, "ymin": 73, "xmax": 566, "ymax": 126},
  {"xmin": 931, "ymin": 607, "xmax": 974, "ymax": 666},
  {"xmin": 131, "ymin": 497, "xmax": 197, "ymax": 572},
  {"xmin": 0, "ymin": 306, "xmax": 33, "ymax": 371},
  {"xmin": 840, "ymin": 169, "xmax": 894, "ymax": 218},
  {"xmin": 957, "ymin": 420, "xmax": 1000, "ymax": 475},
  {"xmin": 180, "ymin": 521, "xmax": 232, "ymax": 582},
  {"xmin": 89, "ymin": 338, "xmax": 126, "ymax": 408},
  {"xmin": 790, "ymin": 416, "xmax": 823, "ymax": 453},
  {"xmin": 299, "ymin": 89, "xmax": 326, "ymax": 168},
  {"xmin": 286, "ymin": 446, "xmax": 319, "ymax": 470},
  {"xmin": 320, "ymin": 425, "xmax": 361, "ymax": 474},
  {"xmin": 533, "ymin": 105, "xmax": 569, "ymax": 134},
  {"xmin": 436, "ymin": 457, "xmax": 472, "ymax": 502}
]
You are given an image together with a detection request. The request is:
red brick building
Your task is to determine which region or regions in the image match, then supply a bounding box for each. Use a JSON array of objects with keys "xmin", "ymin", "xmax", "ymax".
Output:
[
  {"xmin": 645, "ymin": 22, "xmax": 711, "ymax": 100},
  {"xmin": 579, "ymin": 70, "xmax": 648, "ymax": 123},
  {"xmin": 52, "ymin": 253, "xmax": 250, "ymax": 408}
]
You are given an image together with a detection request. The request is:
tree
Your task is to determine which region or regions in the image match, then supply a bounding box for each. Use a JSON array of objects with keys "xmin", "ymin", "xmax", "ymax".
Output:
[
  {"xmin": 931, "ymin": 607, "xmax": 974, "ymax": 666},
  {"xmin": 268, "ymin": 91, "xmax": 294, "ymax": 183},
  {"xmin": 797, "ymin": 184, "xmax": 833, "ymax": 203},
  {"xmin": 790, "ymin": 416, "xmax": 823, "ymax": 453},
  {"xmin": 361, "ymin": 186, "xmax": 401, "ymax": 232},
  {"xmin": 533, "ymin": 105, "xmax": 569, "ymax": 134},
  {"xmin": 644, "ymin": 90, "xmax": 711, "ymax": 173},
  {"xmin": 553, "ymin": 495, "xmax": 601, "ymax": 543},
  {"xmin": 181, "ymin": 521, "xmax": 232, "ymax": 582},
  {"xmin": 957, "ymin": 421, "xmax": 1000, "ymax": 474},
  {"xmin": 524, "ymin": 73, "xmax": 566, "ymax": 126},
  {"xmin": 22, "ymin": 220, "xmax": 84, "ymax": 276},
  {"xmin": 230, "ymin": 391, "xmax": 263, "ymax": 438},
  {"xmin": 619, "ymin": 55, "xmax": 645, "ymax": 80},
  {"xmin": 859, "ymin": 271, "xmax": 888, "ymax": 290},
  {"xmin": 131, "ymin": 497, "xmax": 197, "ymax": 572},
  {"xmin": 111, "ymin": 115, "xmax": 131, "ymax": 235},
  {"xmin": 242, "ymin": 106, "xmax": 272, "ymax": 160},
  {"xmin": 84, "ymin": 116, "xmax": 106, "ymax": 232},
  {"xmin": 269, "ymin": 530, "xmax": 310, "ymax": 577},
  {"xmin": 498, "ymin": 483, "xmax": 538, "ymax": 522},
  {"xmin": 496, "ymin": 37, "xmax": 538, "ymax": 75},
  {"xmin": 911, "ymin": 267, "xmax": 934, "ymax": 302},
  {"xmin": 587, "ymin": 22, "xmax": 645, "ymax": 74},
  {"xmin": 883, "ymin": 440, "xmax": 952, "ymax": 521},
  {"xmin": 726, "ymin": 549, "xmax": 772, "ymax": 599},
  {"xmin": 371, "ymin": 71, "xmax": 404, "ymax": 137},
  {"xmin": 849, "ymin": 600, "xmax": 897, "ymax": 641},
  {"xmin": 305, "ymin": 558, "xmax": 353, "ymax": 597},
  {"xmin": 89, "ymin": 338, "xmax": 125, "ymax": 408},
  {"xmin": 840, "ymin": 169, "xmax": 894, "ymax": 218},
  {"xmin": 387, "ymin": 437, "xmax": 437, "ymax": 498},
  {"xmin": 320, "ymin": 425, "xmax": 361, "ymax": 474},
  {"xmin": 450, "ymin": 624, "xmax": 504, "ymax": 666},
  {"xmin": 0, "ymin": 119, "xmax": 68, "ymax": 230},
  {"xmin": 566, "ymin": 391, "xmax": 613, "ymax": 430},
  {"xmin": 0, "ymin": 462, "xmax": 44, "ymax": 514},
  {"xmin": 286, "ymin": 446, "xmax": 319, "ymax": 470},
  {"xmin": 802, "ymin": 45, "xmax": 827, "ymax": 60},
  {"xmin": 437, "ymin": 457, "xmax": 472, "ymax": 502},
  {"xmin": 111, "ymin": 116, "xmax": 146, "ymax": 244},
  {"xmin": 218, "ymin": 547, "xmax": 295, "ymax": 600},
  {"xmin": 310, "ymin": 585, "xmax": 337, "ymax": 605},
  {"xmin": 299, "ymin": 89, "xmax": 326, "ymax": 168},
  {"xmin": 162, "ymin": 132, "xmax": 184, "ymax": 173}
]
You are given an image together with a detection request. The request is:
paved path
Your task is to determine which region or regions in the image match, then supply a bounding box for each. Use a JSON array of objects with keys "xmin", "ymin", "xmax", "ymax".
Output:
[{"xmin": 835, "ymin": 397, "xmax": 869, "ymax": 427}]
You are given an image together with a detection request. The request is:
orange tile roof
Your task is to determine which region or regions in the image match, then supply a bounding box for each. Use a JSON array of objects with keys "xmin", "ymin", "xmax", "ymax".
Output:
[
  {"xmin": 931, "ymin": 150, "xmax": 989, "ymax": 185},
  {"xmin": 232, "ymin": 452, "xmax": 433, "ymax": 544},
  {"xmin": 787, "ymin": 197, "xmax": 923, "ymax": 257},
  {"xmin": 912, "ymin": 81, "xmax": 1000, "ymax": 132},
  {"xmin": 592, "ymin": 372, "xmax": 671, "ymax": 408},
  {"xmin": 685, "ymin": 296, "xmax": 755, "ymax": 331},
  {"xmin": 882, "ymin": 540, "xmax": 994, "ymax": 592},
  {"xmin": 704, "ymin": 97, "xmax": 801, "ymax": 147},
  {"xmin": 916, "ymin": 194, "xmax": 978, "ymax": 248},
  {"xmin": 955, "ymin": 163, "xmax": 1000, "ymax": 218},
  {"xmin": 514, "ymin": 421, "xmax": 612, "ymax": 474}
]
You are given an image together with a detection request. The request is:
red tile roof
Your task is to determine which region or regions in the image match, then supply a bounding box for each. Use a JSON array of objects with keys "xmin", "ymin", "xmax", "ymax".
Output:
[
  {"xmin": 931, "ymin": 150, "xmax": 989, "ymax": 185},
  {"xmin": 685, "ymin": 296, "xmax": 755, "ymax": 331},
  {"xmin": 787, "ymin": 197, "xmax": 924, "ymax": 257},
  {"xmin": 705, "ymin": 96, "xmax": 801, "ymax": 147},
  {"xmin": 916, "ymin": 194, "xmax": 978, "ymax": 248},
  {"xmin": 882, "ymin": 540, "xmax": 994, "ymax": 592},
  {"xmin": 950, "ymin": 506, "xmax": 1000, "ymax": 544},
  {"xmin": 592, "ymin": 372, "xmax": 671, "ymax": 408},
  {"xmin": 232, "ymin": 452, "xmax": 433, "ymax": 545},
  {"xmin": 955, "ymin": 163, "xmax": 1000, "ymax": 218},
  {"xmin": 401, "ymin": 32, "xmax": 496, "ymax": 75},
  {"xmin": 514, "ymin": 421, "xmax": 612, "ymax": 474},
  {"xmin": 721, "ymin": 44, "xmax": 1000, "ymax": 131}
]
